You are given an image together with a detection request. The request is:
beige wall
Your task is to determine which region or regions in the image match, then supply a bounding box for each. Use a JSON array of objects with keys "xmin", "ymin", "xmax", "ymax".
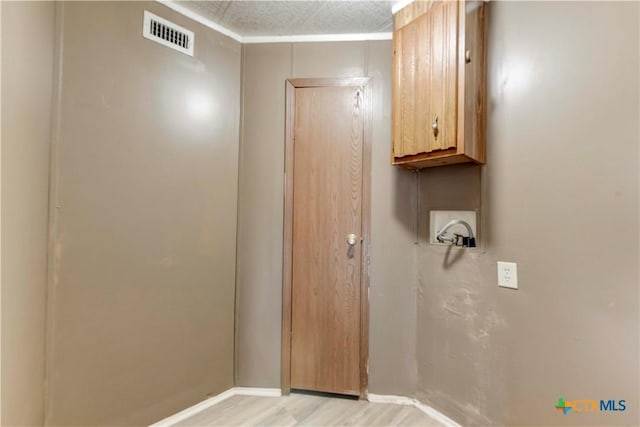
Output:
[
  {"xmin": 1, "ymin": 2, "xmax": 55, "ymax": 425},
  {"xmin": 236, "ymin": 41, "xmax": 418, "ymax": 395},
  {"xmin": 3, "ymin": 2, "xmax": 637, "ymax": 425},
  {"xmin": 45, "ymin": 2, "xmax": 240, "ymax": 425},
  {"xmin": 416, "ymin": 2, "xmax": 639, "ymax": 425}
]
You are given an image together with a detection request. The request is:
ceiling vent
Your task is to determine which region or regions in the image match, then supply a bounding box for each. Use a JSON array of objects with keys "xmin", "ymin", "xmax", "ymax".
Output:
[{"xmin": 143, "ymin": 10, "xmax": 194, "ymax": 57}]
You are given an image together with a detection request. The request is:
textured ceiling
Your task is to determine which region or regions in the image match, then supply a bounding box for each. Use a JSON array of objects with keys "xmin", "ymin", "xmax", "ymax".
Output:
[{"xmin": 176, "ymin": 1, "xmax": 395, "ymax": 37}]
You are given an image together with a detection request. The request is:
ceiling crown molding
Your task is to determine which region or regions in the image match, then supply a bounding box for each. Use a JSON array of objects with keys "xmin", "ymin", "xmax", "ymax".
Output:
[
  {"xmin": 157, "ymin": 0, "xmax": 393, "ymax": 44},
  {"xmin": 157, "ymin": 0, "xmax": 243, "ymax": 42},
  {"xmin": 242, "ymin": 33, "xmax": 392, "ymax": 44}
]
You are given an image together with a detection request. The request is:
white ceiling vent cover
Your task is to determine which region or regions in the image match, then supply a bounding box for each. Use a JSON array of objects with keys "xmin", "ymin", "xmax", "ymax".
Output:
[{"xmin": 143, "ymin": 10, "xmax": 194, "ymax": 56}]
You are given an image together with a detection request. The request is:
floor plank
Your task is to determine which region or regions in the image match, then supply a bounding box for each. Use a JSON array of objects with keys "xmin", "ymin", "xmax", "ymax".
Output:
[{"xmin": 174, "ymin": 393, "xmax": 447, "ymax": 426}]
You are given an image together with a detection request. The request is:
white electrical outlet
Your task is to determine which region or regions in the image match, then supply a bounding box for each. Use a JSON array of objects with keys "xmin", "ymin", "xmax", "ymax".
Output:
[{"xmin": 497, "ymin": 261, "xmax": 518, "ymax": 289}]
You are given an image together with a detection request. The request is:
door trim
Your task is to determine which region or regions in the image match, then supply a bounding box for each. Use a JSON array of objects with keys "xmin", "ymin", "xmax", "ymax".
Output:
[{"xmin": 281, "ymin": 77, "xmax": 372, "ymax": 398}]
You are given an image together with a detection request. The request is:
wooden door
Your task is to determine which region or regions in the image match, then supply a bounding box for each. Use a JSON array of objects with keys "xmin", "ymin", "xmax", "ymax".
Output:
[
  {"xmin": 283, "ymin": 79, "xmax": 370, "ymax": 397},
  {"xmin": 392, "ymin": 0, "xmax": 458, "ymax": 158}
]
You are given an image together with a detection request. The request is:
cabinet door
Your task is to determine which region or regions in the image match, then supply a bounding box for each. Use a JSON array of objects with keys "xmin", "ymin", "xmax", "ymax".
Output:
[
  {"xmin": 393, "ymin": 1, "xmax": 458, "ymax": 158},
  {"xmin": 392, "ymin": 20, "xmax": 419, "ymax": 158},
  {"xmin": 427, "ymin": 0, "xmax": 458, "ymax": 152}
]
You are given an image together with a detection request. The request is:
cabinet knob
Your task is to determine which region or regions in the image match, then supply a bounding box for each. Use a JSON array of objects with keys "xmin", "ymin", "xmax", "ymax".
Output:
[
  {"xmin": 432, "ymin": 114, "xmax": 439, "ymax": 136},
  {"xmin": 347, "ymin": 233, "xmax": 358, "ymax": 246}
]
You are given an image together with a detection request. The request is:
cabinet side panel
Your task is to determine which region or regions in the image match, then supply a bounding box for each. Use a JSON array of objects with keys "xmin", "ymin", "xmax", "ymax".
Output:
[
  {"xmin": 392, "ymin": 32, "xmax": 403, "ymax": 158},
  {"xmin": 463, "ymin": 1, "xmax": 487, "ymax": 163}
]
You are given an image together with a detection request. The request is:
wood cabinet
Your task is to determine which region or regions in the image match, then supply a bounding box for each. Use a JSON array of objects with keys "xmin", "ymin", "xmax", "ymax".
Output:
[{"xmin": 392, "ymin": 0, "xmax": 487, "ymax": 169}]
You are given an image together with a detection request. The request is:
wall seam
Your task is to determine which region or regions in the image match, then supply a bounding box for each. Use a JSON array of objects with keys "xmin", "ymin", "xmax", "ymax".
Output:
[
  {"xmin": 364, "ymin": 41, "xmax": 370, "ymax": 76},
  {"xmin": 413, "ymin": 170, "xmax": 420, "ymax": 398},
  {"xmin": 43, "ymin": 3, "xmax": 64, "ymax": 424},
  {"xmin": 289, "ymin": 43, "xmax": 294, "ymax": 76},
  {"xmin": 233, "ymin": 44, "xmax": 246, "ymax": 387},
  {"xmin": 0, "ymin": 3, "xmax": 3, "ymax": 422}
]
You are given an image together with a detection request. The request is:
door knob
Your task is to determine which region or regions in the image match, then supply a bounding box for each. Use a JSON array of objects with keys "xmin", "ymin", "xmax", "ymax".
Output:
[{"xmin": 347, "ymin": 234, "xmax": 358, "ymax": 246}]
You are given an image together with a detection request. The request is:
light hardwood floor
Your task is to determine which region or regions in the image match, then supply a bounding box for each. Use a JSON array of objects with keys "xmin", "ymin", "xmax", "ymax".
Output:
[{"xmin": 175, "ymin": 393, "xmax": 446, "ymax": 426}]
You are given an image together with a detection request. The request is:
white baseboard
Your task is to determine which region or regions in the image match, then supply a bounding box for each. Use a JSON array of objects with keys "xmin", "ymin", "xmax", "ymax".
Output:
[
  {"xmin": 367, "ymin": 394, "xmax": 461, "ymax": 427},
  {"xmin": 232, "ymin": 387, "xmax": 282, "ymax": 397},
  {"xmin": 149, "ymin": 388, "xmax": 236, "ymax": 427},
  {"xmin": 412, "ymin": 399, "xmax": 461, "ymax": 427},
  {"xmin": 366, "ymin": 393, "xmax": 415, "ymax": 406},
  {"xmin": 149, "ymin": 387, "xmax": 282, "ymax": 427}
]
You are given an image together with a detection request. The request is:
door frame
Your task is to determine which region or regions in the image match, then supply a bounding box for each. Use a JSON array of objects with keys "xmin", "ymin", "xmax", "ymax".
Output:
[{"xmin": 281, "ymin": 77, "xmax": 372, "ymax": 399}]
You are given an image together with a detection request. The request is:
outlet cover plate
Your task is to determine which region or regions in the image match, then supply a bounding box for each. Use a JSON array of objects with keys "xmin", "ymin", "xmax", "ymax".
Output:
[
  {"xmin": 430, "ymin": 210, "xmax": 477, "ymax": 245},
  {"xmin": 497, "ymin": 261, "xmax": 518, "ymax": 289}
]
